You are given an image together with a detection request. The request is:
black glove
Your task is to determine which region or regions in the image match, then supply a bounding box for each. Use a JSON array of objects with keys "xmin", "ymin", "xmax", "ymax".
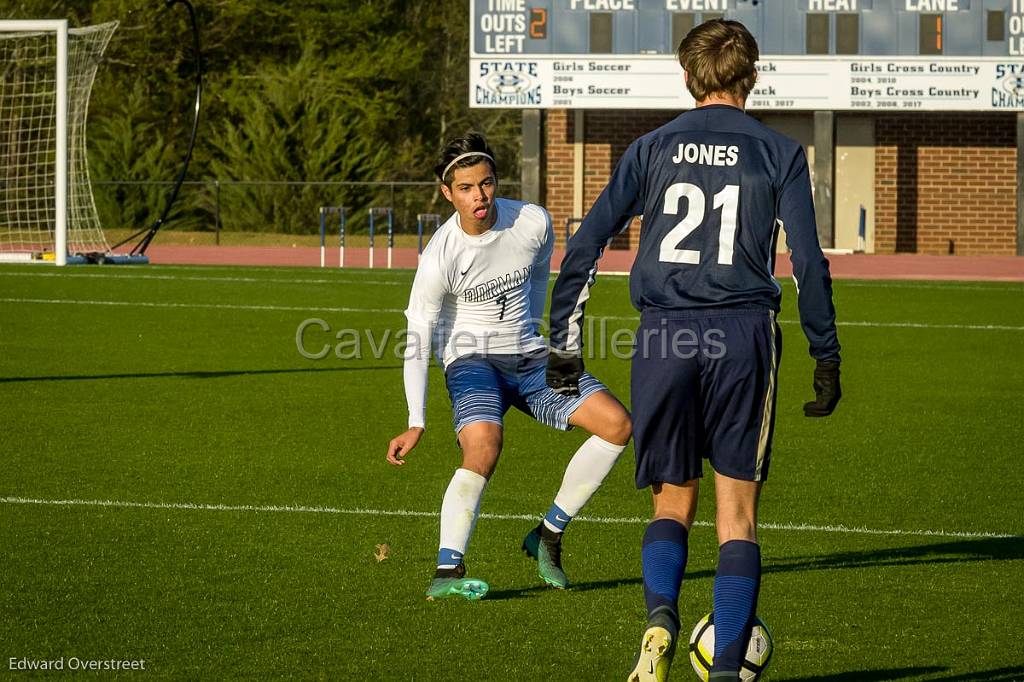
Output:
[
  {"xmin": 546, "ymin": 349, "xmax": 584, "ymax": 397},
  {"xmin": 804, "ymin": 359, "xmax": 841, "ymax": 417}
]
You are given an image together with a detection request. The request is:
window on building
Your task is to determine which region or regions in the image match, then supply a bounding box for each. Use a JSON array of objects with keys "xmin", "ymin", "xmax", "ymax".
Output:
[
  {"xmin": 836, "ymin": 14, "xmax": 859, "ymax": 54},
  {"xmin": 988, "ymin": 11, "xmax": 1005, "ymax": 42},
  {"xmin": 672, "ymin": 13, "xmax": 695, "ymax": 53},
  {"xmin": 919, "ymin": 14, "xmax": 942, "ymax": 55},
  {"xmin": 590, "ymin": 12, "xmax": 613, "ymax": 53},
  {"xmin": 806, "ymin": 14, "xmax": 829, "ymax": 55}
]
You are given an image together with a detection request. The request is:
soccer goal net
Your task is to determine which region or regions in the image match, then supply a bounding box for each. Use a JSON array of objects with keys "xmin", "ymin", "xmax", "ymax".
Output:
[{"xmin": 0, "ymin": 20, "xmax": 117, "ymax": 265}]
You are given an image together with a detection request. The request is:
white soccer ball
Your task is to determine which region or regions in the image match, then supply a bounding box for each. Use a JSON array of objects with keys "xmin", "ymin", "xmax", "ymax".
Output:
[{"xmin": 688, "ymin": 612, "xmax": 773, "ymax": 682}]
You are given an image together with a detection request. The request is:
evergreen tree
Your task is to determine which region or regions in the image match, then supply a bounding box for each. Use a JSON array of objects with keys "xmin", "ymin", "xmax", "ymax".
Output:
[{"xmin": 2, "ymin": 0, "xmax": 525, "ymax": 234}]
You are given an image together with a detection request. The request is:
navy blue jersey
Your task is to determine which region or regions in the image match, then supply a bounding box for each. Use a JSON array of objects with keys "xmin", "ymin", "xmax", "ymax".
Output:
[{"xmin": 549, "ymin": 104, "xmax": 841, "ymax": 361}]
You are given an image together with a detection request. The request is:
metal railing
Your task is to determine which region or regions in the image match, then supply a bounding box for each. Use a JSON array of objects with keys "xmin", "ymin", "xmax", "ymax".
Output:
[{"xmin": 92, "ymin": 180, "xmax": 522, "ymax": 244}]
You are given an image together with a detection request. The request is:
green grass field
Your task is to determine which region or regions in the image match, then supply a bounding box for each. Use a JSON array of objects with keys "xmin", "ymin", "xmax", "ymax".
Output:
[{"xmin": 2, "ymin": 264, "xmax": 1022, "ymax": 681}]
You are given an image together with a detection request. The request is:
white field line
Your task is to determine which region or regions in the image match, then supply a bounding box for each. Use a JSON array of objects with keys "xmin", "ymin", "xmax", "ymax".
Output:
[
  {"xmin": 587, "ymin": 315, "xmax": 1024, "ymax": 332},
  {"xmin": 135, "ymin": 264, "xmax": 412, "ymax": 277},
  {"xmin": 8, "ymin": 266, "xmax": 1024, "ymax": 290},
  {"xmin": 802, "ymin": 320, "xmax": 1024, "ymax": 331},
  {"xmin": 96, "ymin": 266, "xmax": 1024, "ymax": 289},
  {"xmin": 838, "ymin": 281, "xmax": 1024, "ymax": 293},
  {"xmin": 1, "ymin": 496, "xmax": 1017, "ymax": 540},
  {"xmin": 2, "ymin": 297, "xmax": 1023, "ymax": 331},
  {"xmin": 0, "ymin": 297, "xmax": 404, "ymax": 315},
  {"xmin": 4, "ymin": 266, "xmax": 1021, "ymax": 291},
  {"xmin": 89, "ymin": 271, "xmax": 1024, "ymax": 290},
  {"xmin": 0, "ymin": 270, "xmax": 405, "ymax": 286},
  {"xmin": 0, "ymin": 263, "xmax": 416, "ymax": 277}
]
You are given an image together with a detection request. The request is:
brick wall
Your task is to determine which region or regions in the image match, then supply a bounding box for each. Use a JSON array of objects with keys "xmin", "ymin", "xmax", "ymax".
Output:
[
  {"xmin": 874, "ymin": 113, "xmax": 1017, "ymax": 255},
  {"xmin": 546, "ymin": 109, "xmax": 1019, "ymax": 256},
  {"xmin": 544, "ymin": 109, "xmax": 677, "ymax": 249},
  {"xmin": 545, "ymin": 109, "xmax": 573, "ymax": 247}
]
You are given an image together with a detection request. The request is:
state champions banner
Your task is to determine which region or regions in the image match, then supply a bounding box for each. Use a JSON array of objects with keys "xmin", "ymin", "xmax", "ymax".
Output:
[{"xmin": 469, "ymin": 56, "xmax": 1024, "ymax": 111}]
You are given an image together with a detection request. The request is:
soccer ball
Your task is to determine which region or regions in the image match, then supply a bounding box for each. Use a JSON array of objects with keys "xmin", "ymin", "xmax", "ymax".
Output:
[{"xmin": 688, "ymin": 612, "xmax": 773, "ymax": 682}]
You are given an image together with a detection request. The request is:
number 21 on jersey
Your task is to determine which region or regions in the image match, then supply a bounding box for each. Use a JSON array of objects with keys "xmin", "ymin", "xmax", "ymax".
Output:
[{"xmin": 658, "ymin": 182, "xmax": 739, "ymax": 266}]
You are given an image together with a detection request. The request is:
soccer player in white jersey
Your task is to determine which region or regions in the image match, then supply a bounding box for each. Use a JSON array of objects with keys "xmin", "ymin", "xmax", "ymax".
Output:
[{"xmin": 386, "ymin": 133, "xmax": 632, "ymax": 600}]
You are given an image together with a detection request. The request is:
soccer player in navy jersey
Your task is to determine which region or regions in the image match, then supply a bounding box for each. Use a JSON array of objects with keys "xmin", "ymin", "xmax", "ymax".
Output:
[{"xmin": 545, "ymin": 20, "xmax": 842, "ymax": 681}]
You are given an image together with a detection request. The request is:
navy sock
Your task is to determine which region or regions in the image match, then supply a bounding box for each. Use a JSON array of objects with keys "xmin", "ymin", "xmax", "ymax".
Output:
[
  {"xmin": 641, "ymin": 518, "xmax": 688, "ymax": 621},
  {"xmin": 543, "ymin": 502, "xmax": 571, "ymax": 533},
  {"xmin": 710, "ymin": 540, "xmax": 761, "ymax": 673},
  {"xmin": 436, "ymin": 547, "xmax": 464, "ymax": 570}
]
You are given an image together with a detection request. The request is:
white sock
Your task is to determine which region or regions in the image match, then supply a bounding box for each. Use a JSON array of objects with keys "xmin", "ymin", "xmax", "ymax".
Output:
[
  {"xmin": 437, "ymin": 468, "xmax": 488, "ymax": 568},
  {"xmin": 543, "ymin": 435, "xmax": 626, "ymax": 533}
]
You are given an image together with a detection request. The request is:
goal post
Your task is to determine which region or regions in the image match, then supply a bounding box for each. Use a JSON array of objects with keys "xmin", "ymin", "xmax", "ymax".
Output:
[{"xmin": 0, "ymin": 20, "xmax": 117, "ymax": 266}]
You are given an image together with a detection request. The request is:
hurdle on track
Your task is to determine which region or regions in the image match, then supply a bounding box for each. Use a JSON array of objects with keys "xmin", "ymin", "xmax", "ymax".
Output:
[
  {"xmin": 319, "ymin": 206, "xmax": 346, "ymax": 268},
  {"xmin": 368, "ymin": 207, "xmax": 393, "ymax": 269},
  {"xmin": 858, "ymin": 205, "xmax": 867, "ymax": 253},
  {"xmin": 416, "ymin": 213, "xmax": 441, "ymax": 257}
]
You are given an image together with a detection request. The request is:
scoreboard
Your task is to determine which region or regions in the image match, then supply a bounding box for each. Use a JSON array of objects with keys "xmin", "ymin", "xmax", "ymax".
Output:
[{"xmin": 469, "ymin": 0, "xmax": 1024, "ymax": 110}]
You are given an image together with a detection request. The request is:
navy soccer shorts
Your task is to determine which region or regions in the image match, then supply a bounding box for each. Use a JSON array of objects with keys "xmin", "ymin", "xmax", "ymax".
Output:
[
  {"xmin": 445, "ymin": 353, "xmax": 606, "ymax": 434},
  {"xmin": 631, "ymin": 308, "xmax": 782, "ymax": 487}
]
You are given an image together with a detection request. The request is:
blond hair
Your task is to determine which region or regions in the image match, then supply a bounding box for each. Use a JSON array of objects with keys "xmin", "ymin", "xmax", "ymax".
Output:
[{"xmin": 677, "ymin": 19, "xmax": 759, "ymax": 102}]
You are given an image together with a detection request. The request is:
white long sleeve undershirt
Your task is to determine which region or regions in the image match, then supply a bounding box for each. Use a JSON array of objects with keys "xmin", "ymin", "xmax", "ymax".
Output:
[
  {"xmin": 400, "ymin": 198, "xmax": 553, "ymax": 430},
  {"xmin": 403, "ymin": 315, "xmax": 434, "ymax": 429}
]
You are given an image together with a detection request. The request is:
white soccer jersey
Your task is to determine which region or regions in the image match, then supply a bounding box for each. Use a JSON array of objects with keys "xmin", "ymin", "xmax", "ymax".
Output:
[{"xmin": 403, "ymin": 198, "xmax": 553, "ymax": 428}]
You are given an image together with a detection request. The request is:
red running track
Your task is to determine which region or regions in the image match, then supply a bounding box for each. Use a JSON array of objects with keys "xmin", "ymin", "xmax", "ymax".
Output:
[{"xmin": 144, "ymin": 244, "xmax": 1024, "ymax": 282}]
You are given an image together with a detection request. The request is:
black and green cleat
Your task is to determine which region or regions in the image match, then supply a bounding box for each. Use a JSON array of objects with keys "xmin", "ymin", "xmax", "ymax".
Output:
[
  {"xmin": 424, "ymin": 564, "xmax": 489, "ymax": 601},
  {"xmin": 521, "ymin": 523, "xmax": 568, "ymax": 589}
]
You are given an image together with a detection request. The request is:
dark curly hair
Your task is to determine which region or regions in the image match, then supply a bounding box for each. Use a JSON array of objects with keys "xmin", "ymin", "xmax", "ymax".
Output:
[{"xmin": 434, "ymin": 132, "xmax": 497, "ymax": 187}]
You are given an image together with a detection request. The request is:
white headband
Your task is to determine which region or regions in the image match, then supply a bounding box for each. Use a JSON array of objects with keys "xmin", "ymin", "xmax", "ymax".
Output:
[{"xmin": 442, "ymin": 151, "xmax": 495, "ymax": 181}]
